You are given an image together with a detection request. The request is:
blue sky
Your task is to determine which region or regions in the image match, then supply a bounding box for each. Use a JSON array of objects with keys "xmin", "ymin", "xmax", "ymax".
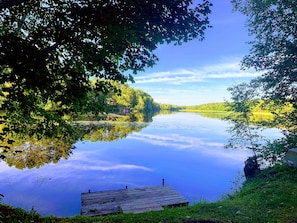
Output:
[{"xmin": 131, "ymin": 0, "xmax": 262, "ymax": 106}]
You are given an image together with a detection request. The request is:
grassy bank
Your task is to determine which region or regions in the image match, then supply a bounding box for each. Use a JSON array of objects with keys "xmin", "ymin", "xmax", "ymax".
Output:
[{"xmin": 1, "ymin": 164, "xmax": 297, "ymax": 223}]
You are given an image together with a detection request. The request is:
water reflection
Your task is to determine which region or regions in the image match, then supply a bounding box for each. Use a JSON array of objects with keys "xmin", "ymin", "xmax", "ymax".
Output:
[
  {"xmin": 0, "ymin": 129, "xmax": 77, "ymax": 169},
  {"xmin": 0, "ymin": 113, "xmax": 280, "ymax": 217},
  {"xmin": 78, "ymin": 122, "xmax": 149, "ymax": 142},
  {"xmin": 0, "ymin": 122, "xmax": 150, "ymax": 169},
  {"xmin": 193, "ymin": 111, "xmax": 274, "ymax": 125},
  {"xmin": 112, "ymin": 112, "xmax": 155, "ymax": 122}
]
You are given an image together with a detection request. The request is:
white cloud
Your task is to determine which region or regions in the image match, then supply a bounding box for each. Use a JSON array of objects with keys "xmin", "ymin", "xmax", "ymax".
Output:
[
  {"xmin": 71, "ymin": 162, "xmax": 154, "ymax": 172},
  {"xmin": 128, "ymin": 132, "xmax": 250, "ymax": 162},
  {"xmin": 130, "ymin": 58, "xmax": 266, "ymax": 105},
  {"xmin": 128, "ymin": 132, "xmax": 223, "ymax": 150},
  {"xmin": 134, "ymin": 60, "xmax": 262, "ymax": 85},
  {"xmin": 56, "ymin": 155, "xmax": 154, "ymax": 172}
]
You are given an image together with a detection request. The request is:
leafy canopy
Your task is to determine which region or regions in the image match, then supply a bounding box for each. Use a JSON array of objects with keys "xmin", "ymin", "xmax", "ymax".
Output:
[
  {"xmin": 232, "ymin": 0, "xmax": 297, "ymax": 104},
  {"xmin": 0, "ymin": 0, "xmax": 212, "ymax": 137},
  {"xmin": 227, "ymin": 0, "xmax": 297, "ymax": 164}
]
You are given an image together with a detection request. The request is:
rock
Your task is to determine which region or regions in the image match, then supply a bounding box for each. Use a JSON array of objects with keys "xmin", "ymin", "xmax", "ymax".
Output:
[
  {"xmin": 283, "ymin": 148, "xmax": 297, "ymax": 168},
  {"xmin": 183, "ymin": 220, "xmax": 224, "ymax": 223},
  {"xmin": 244, "ymin": 156, "xmax": 260, "ymax": 178}
]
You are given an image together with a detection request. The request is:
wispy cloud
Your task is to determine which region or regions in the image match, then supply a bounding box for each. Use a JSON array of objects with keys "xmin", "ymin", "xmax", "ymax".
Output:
[
  {"xmin": 134, "ymin": 60, "xmax": 262, "ymax": 85},
  {"xmin": 68, "ymin": 162, "xmax": 153, "ymax": 172},
  {"xmin": 128, "ymin": 132, "xmax": 223, "ymax": 150},
  {"xmin": 58, "ymin": 155, "xmax": 154, "ymax": 172},
  {"xmin": 128, "ymin": 133, "xmax": 250, "ymax": 162}
]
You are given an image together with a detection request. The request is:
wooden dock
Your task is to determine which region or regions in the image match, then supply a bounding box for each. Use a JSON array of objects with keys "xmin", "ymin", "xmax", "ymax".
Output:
[{"xmin": 81, "ymin": 185, "xmax": 189, "ymax": 216}]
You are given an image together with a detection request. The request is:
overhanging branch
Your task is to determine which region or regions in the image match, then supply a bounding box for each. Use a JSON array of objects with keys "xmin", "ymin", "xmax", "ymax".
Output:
[{"xmin": 0, "ymin": 0, "xmax": 26, "ymax": 8}]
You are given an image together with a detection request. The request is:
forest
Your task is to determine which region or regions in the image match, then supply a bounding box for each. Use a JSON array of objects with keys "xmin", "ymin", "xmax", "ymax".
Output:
[{"xmin": 73, "ymin": 79, "xmax": 161, "ymax": 121}]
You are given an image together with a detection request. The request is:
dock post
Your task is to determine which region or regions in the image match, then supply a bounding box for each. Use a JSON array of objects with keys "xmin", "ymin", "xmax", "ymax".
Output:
[{"xmin": 162, "ymin": 178, "xmax": 165, "ymax": 186}]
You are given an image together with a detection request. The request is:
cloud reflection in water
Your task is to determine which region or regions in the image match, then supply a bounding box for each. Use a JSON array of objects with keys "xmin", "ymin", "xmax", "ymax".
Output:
[{"xmin": 0, "ymin": 112, "xmax": 268, "ymax": 217}]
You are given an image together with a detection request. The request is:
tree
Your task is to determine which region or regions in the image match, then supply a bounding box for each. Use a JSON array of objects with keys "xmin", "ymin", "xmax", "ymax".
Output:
[
  {"xmin": 231, "ymin": 0, "xmax": 297, "ymax": 103},
  {"xmin": 226, "ymin": 83, "xmax": 260, "ymax": 150},
  {"xmin": 0, "ymin": 0, "xmax": 212, "ymax": 138},
  {"xmin": 231, "ymin": 0, "xmax": 297, "ymax": 107},
  {"xmin": 228, "ymin": 0, "xmax": 297, "ymax": 164},
  {"xmin": 113, "ymin": 84, "xmax": 136, "ymax": 108}
]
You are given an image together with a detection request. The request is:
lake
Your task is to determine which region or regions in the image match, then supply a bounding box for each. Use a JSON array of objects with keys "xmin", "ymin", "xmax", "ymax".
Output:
[{"xmin": 0, "ymin": 112, "xmax": 279, "ymax": 217}]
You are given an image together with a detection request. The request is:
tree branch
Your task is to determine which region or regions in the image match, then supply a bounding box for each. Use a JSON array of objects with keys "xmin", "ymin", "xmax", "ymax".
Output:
[
  {"xmin": 43, "ymin": 42, "xmax": 61, "ymax": 54},
  {"xmin": 0, "ymin": 0, "xmax": 26, "ymax": 9}
]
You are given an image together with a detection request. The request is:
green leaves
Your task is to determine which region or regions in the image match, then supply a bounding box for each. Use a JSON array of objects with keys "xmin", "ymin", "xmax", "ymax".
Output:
[
  {"xmin": 228, "ymin": 0, "xmax": 297, "ymax": 165},
  {"xmin": 0, "ymin": 0, "xmax": 212, "ymax": 137},
  {"xmin": 233, "ymin": 0, "xmax": 297, "ymax": 103}
]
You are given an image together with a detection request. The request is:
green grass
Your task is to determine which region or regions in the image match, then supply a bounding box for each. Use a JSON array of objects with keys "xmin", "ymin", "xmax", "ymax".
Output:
[{"xmin": 1, "ymin": 165, "xmax": 297, "ymax": 223}]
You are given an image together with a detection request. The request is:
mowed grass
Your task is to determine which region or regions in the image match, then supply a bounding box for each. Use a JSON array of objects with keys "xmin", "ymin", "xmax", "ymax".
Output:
[{"xmin": 1, "ymin": 164, "xmax": 297, "ymax": 223}]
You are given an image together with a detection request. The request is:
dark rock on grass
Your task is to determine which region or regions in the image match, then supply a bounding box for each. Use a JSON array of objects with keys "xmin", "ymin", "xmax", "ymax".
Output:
[
  {"xmin": 184, "ymin": 219, "xmax": 225, "ymax": 223},
  {"xmin": 244, "ymin": 155, "xmax": 260, "ymax": 178}
]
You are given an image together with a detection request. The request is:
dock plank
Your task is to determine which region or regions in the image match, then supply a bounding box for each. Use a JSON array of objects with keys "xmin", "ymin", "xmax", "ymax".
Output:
[
  {"xmin": 81, "ymin": 185, "xmax": 188, "ymax": 216},
  {"xmin": 120, "ymin": 201, "xmax": 164, "ymax": 214}
]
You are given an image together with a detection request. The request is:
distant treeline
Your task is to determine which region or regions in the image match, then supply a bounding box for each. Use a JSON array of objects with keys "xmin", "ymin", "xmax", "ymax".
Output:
[
  {"xmin": 182, "ymin": 101, "xmax": 292, "ymax": 115},
  {"xmin": 183, "ymin": 102, "xmax": 228, "ymax": 112},
  {"xmin": 79, "ymin": 80, "xmax": 293, "ymax": 121},
  {"xmin": 157, "ymin": 103, "xmax": 182, "ymax": 111}
]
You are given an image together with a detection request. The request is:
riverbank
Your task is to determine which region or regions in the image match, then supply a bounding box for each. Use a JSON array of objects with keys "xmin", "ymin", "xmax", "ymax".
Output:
[{"xmin": 1, "ymin": 164, "xmax": 297, "ymax": 223}]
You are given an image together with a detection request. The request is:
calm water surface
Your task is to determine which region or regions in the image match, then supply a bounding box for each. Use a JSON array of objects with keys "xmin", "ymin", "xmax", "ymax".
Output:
[{"xmin": 0, "ymin": 113, "xmax": 278, "ymax": 217}]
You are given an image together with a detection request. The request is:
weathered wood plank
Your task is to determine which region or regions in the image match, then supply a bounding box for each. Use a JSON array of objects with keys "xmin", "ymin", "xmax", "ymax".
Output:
[
  {"xmin": 81, "ymin": 203, "xmax": 121, "ymax": 216},
  {"xmin": 120, "ymin": 202, "xmax": 163, "ymax": 214},
  {"xmin": 81, "ymin": 185, "xmax": 188, "ymax": 216}
]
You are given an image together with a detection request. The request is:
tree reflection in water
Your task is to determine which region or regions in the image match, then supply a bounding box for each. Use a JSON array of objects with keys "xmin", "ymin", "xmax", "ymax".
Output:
[
  {"xmin": 78, "ymin": 122, "xmax": 149, "ymax": 142},
  {"xmin": 0, "ymin": 120, "xmax": 150, "ymax": 169}
]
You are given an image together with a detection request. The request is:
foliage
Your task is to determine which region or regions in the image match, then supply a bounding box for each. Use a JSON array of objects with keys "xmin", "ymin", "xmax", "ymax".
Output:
[
  {"xmin": 227, "ymin": 0, "xmax": 297, "ymax": 164},
  {"xmin": 183, "ymin": 101, "xmax": 275, "ymax": 115},
  {"xmin": 184, "ymin": 102, "xmax": 229, "ymax": 112},
  {"xmin": 225, "ymin": 83, "xmax": 292, "ymax": 165},
  {"xmin": 74, "ymin": 79, "xmax": 160, "ymax": 121},
  {"xmin": 0, "ymin": 0, "xmax": 212, "ymax": 138},
  {"xmin": 225, "ymin": 83, "xmax": 265, "ymax": 158},
  {"xmin": 182, "ymin": 101, "xmax": 275, "ymax": 125},
  {"xmin": 0, "ymin": 121, "xmax": 149, "ymax": 169},
  {"xmin": 232, "ymin": 0, "xmax": 297, "ymax": 104},
  {"xmin": 111, "ymin": 81, "xmax": 160, "ymax": 114},
  {"xmin": 0, "ymin": 135, "xmax": 76, "ymax": 169},
  {"xmin": 156, "ymin": 103, "xmax": 182, "ymax": 111},
  {"xmin": 0, "ymin": 78, "xmax": 158, "ymax": 169},
  {"xmin": 233, "ymin": 0, "xmax": 297, "ymax": 122},
  {"xmin": 0, "ymin": 203, "xmax": 57, "ymax": 223},
  {"xmin": 2, "ymin": 165, "xmax": 297, "ymax": 223},
  {"xmin": 78, "ymin": 122, "xmax": 149, "ymax": 142}
]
